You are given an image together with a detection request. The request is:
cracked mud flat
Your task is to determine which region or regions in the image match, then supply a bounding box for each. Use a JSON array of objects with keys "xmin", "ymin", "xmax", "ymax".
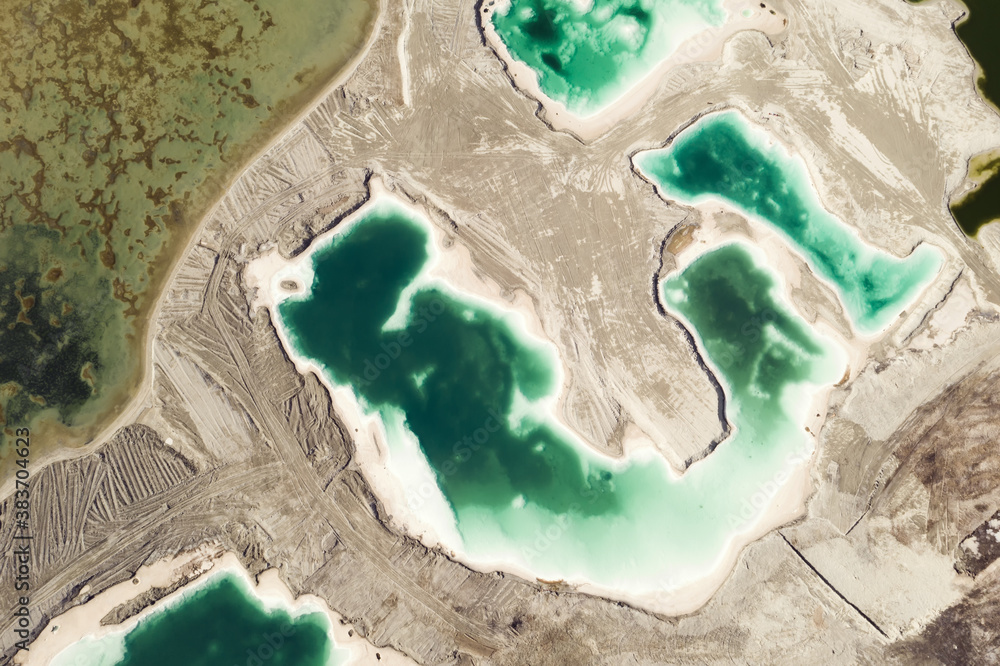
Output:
[{"xmin": 3, "ymin": 0, "xmax": 1000, "ymax": 662}]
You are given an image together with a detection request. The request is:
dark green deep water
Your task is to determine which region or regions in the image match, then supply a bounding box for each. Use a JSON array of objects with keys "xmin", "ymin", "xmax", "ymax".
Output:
[
  {"xmin": 275, "ymin": 198, "xmax": 841, "ymax": 590},
  {"xmin": 280, "ymin": 207, "xmax": 614, "ymax": 517},
  {"xmin": 950, "ymin": 1, "xmax": 1000, "ymax": 110},
  {"xmin": 911, "ymin": 0, "xmax": 1000, "ymax": 236},
  {"xmin": 634, "ymin": 111, "xmax": 941, "ymax": 333},
  {"xmin": 53, "ymin": 574, "xmax": 342, "ymax": 666},
  {"xmin": 945, "ymin": 0, "xmax": 1000, "ymax": 237}
]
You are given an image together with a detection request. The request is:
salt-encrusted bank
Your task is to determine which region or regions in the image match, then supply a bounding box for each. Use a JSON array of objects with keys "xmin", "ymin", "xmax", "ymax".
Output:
[
  {"xmin": 247, "ymin": 183, "xmax": 857, "ymax": 615},
  {"xmin": 18, "ymin": 546, "xmax": 414, "ymax": 666},
  {"xmin": 480, "ymin": 0, "xmax": 786, "ymax": 139},
  {"xmin": 633, "ymin": 110, "xmax": 944, "ymax": 335}
]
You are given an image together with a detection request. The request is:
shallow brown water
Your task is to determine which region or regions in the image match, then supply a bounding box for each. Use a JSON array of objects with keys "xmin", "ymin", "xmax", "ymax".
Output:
[{"xmin": 0, "ymin": 0, "xmax": 375, "ymax": 454}]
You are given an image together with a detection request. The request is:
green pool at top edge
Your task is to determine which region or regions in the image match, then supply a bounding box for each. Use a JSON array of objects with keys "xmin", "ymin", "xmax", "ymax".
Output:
[
  {"xmin": 488, "ymin": 0, "xmax": 727, "ymax": 116},
  {"xmin": 52, "ymin": 573, "xmax": 345, "ymax": 666}
]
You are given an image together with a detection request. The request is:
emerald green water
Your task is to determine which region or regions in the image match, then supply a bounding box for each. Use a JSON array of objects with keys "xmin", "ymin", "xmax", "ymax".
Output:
[
  {"xmin": 487, "ymin": 0, "xmax": 726, "ymax": 115},
  {"xmin": 633, "ymin": 111, "xmax": 942, "ymax": 334},
  {"xmin": 52, "ymin": 574, "xmax": 345, "ymax": 666},
  {"xmin": 276, "ymin": 197, "xmax": 843, "ymax": 594}
]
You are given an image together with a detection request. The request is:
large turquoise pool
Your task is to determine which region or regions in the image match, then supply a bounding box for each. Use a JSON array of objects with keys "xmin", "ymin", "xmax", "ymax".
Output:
[{"xmin": 274, "ymin": 197, "xmax": 843, "ymax": 598}]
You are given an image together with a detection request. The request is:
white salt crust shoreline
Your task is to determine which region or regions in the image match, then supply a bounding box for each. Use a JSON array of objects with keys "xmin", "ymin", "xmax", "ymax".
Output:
[
  {"xmin": 649, "ymin": 235, "xmax": 852, "ymax": 615},
  {"xmin": 242, "ymin": 179, "xmax": 896, "ymax": 616},
  {"xmin": 665, "ymin": 234, "xmax": 855, "ymax": 435},
  {"xmin": 479, "ymin": 0, "xmax": 788, "ymax": 141},
  {"xmin": 247, "ymin": 180, "xmax": 609, "ymax": 553},
  {"xmin": 15, "ymin": 544, "xmax": 415, "ymax": 666},
  {"xmin": 631, "ymin": 108, "xmax": 950, "ymax": 339}
]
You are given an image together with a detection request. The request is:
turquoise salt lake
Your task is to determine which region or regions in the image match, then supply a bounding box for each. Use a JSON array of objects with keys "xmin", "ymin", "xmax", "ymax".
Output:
[
  {"xmin": 275, "ymin": 196, "xmax": 844, "ymax": 599},
  {"xmin": 487, "ymin": 0, "xmax": 727, "ymax": 115},
  {"xmin": 51, "ymin": 573, "xmax": 345, "ymax": 666},
  {"xmin": 633, "ymin": 111, "xmax": 942, "ymax": 334}
]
